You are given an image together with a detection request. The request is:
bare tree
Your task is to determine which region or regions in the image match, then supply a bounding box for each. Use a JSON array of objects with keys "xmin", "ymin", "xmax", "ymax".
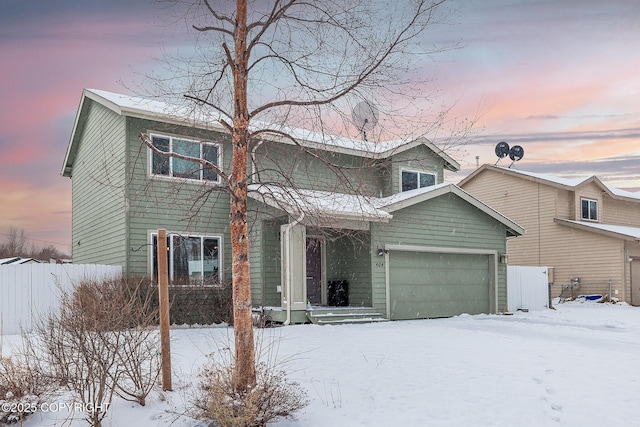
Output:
[
  {"xmin": 0, "ymin": 227, "xmax": 31, "ymax": 258},
  {"xmin": 141, "ymin": 0, "xmax": 454, "ymax": 391},
  {"xmin": 0, "ymin": 227, "xmax": 69, "ymax": 260}
]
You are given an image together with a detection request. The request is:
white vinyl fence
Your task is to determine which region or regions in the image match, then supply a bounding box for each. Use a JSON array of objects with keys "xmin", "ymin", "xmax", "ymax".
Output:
[
  {"xmin": 507, "ymin": 266, "xmax": 550, "ymax": 312},
  {"xmin": 0, "ymin": 264, "xmax": 122, "ymax": 335}
]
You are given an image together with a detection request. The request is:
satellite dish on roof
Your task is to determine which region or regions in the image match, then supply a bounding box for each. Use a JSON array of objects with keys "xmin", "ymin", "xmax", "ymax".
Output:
[
  {"xmin": 509, "ymin": 145, "xmax": 524, "ymax": 162},
  {"xmin": 494, "ymin": 141, "xmax": 510, "ymax": 165},
  {"xmin": 495, "ymin": 141, "xmax": 510, "ymax": 158},
  {"xmin": 351, "ymin": 100, "xmax": 379, "ymax": 141},
  {"xmin": 507, "ymin": 145, "xmax": 524, "ymax": 168}
]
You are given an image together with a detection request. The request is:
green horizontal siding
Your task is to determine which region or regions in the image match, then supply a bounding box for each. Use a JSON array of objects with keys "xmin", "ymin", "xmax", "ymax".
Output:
[
  {"xmin": 124, "ymin": 118, "xmax": 234, "ymax": 280},
  {"xmin": 71, "ymin": 100, "xmax": 127, "ymax": 267},
  {"xmin": 260, "ymin": 218, "xmax": 286, "ymax": 307},
  {"xmin": 253, "ymin": 141, "xmax": 384, "ymax": 196}
]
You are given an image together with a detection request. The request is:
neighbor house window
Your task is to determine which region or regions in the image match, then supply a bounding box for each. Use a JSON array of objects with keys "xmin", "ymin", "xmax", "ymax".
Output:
[
  {"xmin": 152, "ymin": 233, "xmax": 221, "ymax": 285},
  {"xmin": 150, "ymin": 134, "xmax": 221, "ymax": 182},
  {"xmin": 401, "ymin": 169, "xmax": 436, "ymax": 192},
  {"xmin": 581, "ymin": 198, "xmax": 598, "ymax": 221}
]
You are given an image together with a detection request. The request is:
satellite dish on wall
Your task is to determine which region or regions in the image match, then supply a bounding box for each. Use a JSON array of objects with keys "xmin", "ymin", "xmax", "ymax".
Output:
[{"xmin": 351, "ymin": 100, "xmax": 379, "ymax": 141}]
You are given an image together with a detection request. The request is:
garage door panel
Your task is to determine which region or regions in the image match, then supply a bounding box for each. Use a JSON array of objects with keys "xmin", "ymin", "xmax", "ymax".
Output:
[{"xmin": 389, "ymin": 251, "xmax": 490, "ymax": 320}]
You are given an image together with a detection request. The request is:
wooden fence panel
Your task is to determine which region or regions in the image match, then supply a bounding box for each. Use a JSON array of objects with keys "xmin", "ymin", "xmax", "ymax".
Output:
[
  {"xmin": 0, "ymin": 264, "xmax": 122, "ymax": 335},
  {"xmin": 507, "ymin": 266, "xmax": 550, "ymax": 312}
]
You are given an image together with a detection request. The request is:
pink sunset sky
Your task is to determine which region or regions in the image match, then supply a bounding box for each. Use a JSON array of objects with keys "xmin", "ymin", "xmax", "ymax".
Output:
[{"xmin": 1, "ymin": 0, "xmax": 639, "ymax": 254}]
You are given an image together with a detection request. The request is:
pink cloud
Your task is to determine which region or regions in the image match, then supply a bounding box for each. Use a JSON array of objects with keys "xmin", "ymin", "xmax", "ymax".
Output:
[{"xmin": 0, "ymin": 177, "xmax": 72, "ymax": 252}]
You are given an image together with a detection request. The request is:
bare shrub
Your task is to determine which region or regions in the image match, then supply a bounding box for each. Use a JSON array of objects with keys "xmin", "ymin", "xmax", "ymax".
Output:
[
  {"xmin": 34, "ymin": 276, "xmax": 160, "ymax": 426},
  {"xmin": 0, "ymin": 352, "xmax": 52, "ymax": 424},
  {"xmin": 194, "ymin": 332, "xmax": 308, "ymax": 427},
  {"xmin": 115, "ymin": 324, "xmax": 160, "ymax": 406}
]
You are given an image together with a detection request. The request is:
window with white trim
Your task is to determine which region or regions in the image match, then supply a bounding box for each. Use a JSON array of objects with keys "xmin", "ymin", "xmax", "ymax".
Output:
[
  {"xmin": 150, "ymin": 134, "xmax": 220, "ymax": 182},
  {"xmin": 581, "ymin": 198, "xmax": 598, "ymax": 221},
  {"xmin": 152, "ymin": 233, "xmax": 221, "ymax": 285},
  {"xmin": 401, "ymin": 169, "xmax": 436, "ymax": 192}
]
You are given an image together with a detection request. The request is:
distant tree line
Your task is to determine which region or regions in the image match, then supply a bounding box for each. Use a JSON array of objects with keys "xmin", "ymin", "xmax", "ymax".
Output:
[{"xmin": 0, "ymin": 227, "xmax": 69, "ymax": 261}]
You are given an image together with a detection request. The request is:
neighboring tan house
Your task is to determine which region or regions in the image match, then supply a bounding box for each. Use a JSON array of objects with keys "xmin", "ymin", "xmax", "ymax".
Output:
[
  {"xmin": 62, "ymin": 89, "xmax": 523, "ymax": 323},
  {"xmin": 460, "ymin": 164, "xmax": 640, "ymax": 304}
]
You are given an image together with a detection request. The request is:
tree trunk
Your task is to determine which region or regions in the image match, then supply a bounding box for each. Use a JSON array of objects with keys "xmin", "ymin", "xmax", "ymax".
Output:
[{"xmin": 230, "ymin": 0, "xmax": 256, "ymax": 392}]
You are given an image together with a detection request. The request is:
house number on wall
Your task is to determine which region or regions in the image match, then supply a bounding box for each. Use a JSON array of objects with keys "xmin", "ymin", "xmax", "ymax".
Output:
[{"xmin": 375, "ymin": 262, "xmax": 384, "ymax": 268}]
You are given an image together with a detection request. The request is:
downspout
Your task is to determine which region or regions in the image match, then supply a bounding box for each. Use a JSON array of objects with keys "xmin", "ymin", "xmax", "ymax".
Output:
[
  {"xmin": 624, "ymin": 240, "xmax": 640, "ymax": 303},
  {"xmin": 283, "ymin": 212, "xmax": 305, "ymax": 326},
  {"xmin": 250, "ymin": 139, "xmax": 264, "ymax": 182}
]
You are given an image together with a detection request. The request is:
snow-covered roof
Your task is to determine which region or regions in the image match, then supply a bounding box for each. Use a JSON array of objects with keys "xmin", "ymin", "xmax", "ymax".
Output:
[
  {"xmin": 555, "ymin": 218, "xmax": 640, "ymax": 241},
  {"xmin": 491, "ymin": 167, "xmax": 592, "ymax": 187},
  {"xmin": 248, "ymin": 184, "xmax": 393, "ymax": 222},
  {"xmin": 608, "ymin": 186, "xmax": 640, "ymax": 201},
  {"xmin": 63, "ymin": 88, "xmax": 459, "ymax": 177},
  {"xmin": 461, "ymin": 164, "xmax": 640, "ymax": 202},
  {"xmin": 248, "ymin": 183, "xmax": 524, "ymax": 237},
  {"xmin": 0, "ymin": 257, "xmax": 42, "ymax": 265}
]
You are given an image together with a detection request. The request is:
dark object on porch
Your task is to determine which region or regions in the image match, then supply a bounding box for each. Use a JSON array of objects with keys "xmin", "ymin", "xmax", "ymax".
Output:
[{"xmin": 327, "ymin": 280, "xmax": 349, "ymax": 307}]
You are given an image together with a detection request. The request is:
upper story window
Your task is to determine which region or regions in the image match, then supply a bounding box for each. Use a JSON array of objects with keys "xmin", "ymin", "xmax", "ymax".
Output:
[
  {"xmin": 150, "ymin": 134, "xmax": 220, "ymax": 182},
  {"xmin": 152, "ymin": 232, "xmax": 221, "ymax": 285},
  {"xmin": 581, "ymin": 198, "xmax": 598, "ymax": 221},
  {"xmin": 401, "ymin": 169, "xmax": 436, "ymax": 192}
]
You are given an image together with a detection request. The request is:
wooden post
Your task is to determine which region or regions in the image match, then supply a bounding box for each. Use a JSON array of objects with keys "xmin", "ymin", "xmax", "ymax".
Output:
[{"xmin": 157, "ymin": 229, "xmax": 172, "ymax": 391}]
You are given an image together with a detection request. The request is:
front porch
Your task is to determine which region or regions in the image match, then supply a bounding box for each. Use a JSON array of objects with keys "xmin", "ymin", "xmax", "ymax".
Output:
[
  {"xmin": 248, "ymin": 184, "xmax": 394, "ymax": 324},
  {"xmin": 252, "ymin": 216, "xmax": 382, "ymax": 324}
]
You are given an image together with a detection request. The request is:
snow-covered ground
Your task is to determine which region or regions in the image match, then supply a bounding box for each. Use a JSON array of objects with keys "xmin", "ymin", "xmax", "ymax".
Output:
[{"xmin": 3, "ymin": 301, "xmax": 640, "ymax": 426}]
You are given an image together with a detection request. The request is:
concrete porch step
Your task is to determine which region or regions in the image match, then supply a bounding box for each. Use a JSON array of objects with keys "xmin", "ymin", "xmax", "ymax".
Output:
[{"xmin": 306, "ymin": 307, "xmax": 387, "ymax": 325}]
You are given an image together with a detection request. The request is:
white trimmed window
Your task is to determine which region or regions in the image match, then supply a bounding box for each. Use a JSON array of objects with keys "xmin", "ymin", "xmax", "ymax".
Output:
[
  {"xmin": 150, "ymin": 134, "xmax": 221, "ymax": 182},
  {"xmin": 151, "ymin": 233, "xmax": 221, "ymax": 285},
  {"xmin": 401, "ymin": 169, "xmax": 436, "ymax": 192},
  {"xmin": 581, "ymin": 198, "xmax": 598, "ymax": 221}
]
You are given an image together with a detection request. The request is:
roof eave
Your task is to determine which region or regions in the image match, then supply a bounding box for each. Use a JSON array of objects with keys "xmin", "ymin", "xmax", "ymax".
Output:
[
  {"xmin": 248, "ymin": 190, "xmax": 391, "ymax": 224},
  {"xmin": 61, "ymin": 89, "xmax": 92, "ymax": 177},
  {"xmin": 554, "ymin": 218, "xmax": 639, "ymax": 242}
]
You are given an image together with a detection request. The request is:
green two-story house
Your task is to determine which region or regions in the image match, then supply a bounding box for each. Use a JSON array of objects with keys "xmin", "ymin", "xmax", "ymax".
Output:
[{"xmin": 62, "ymin": 89, "xmax": 523, "ymax": 323}]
